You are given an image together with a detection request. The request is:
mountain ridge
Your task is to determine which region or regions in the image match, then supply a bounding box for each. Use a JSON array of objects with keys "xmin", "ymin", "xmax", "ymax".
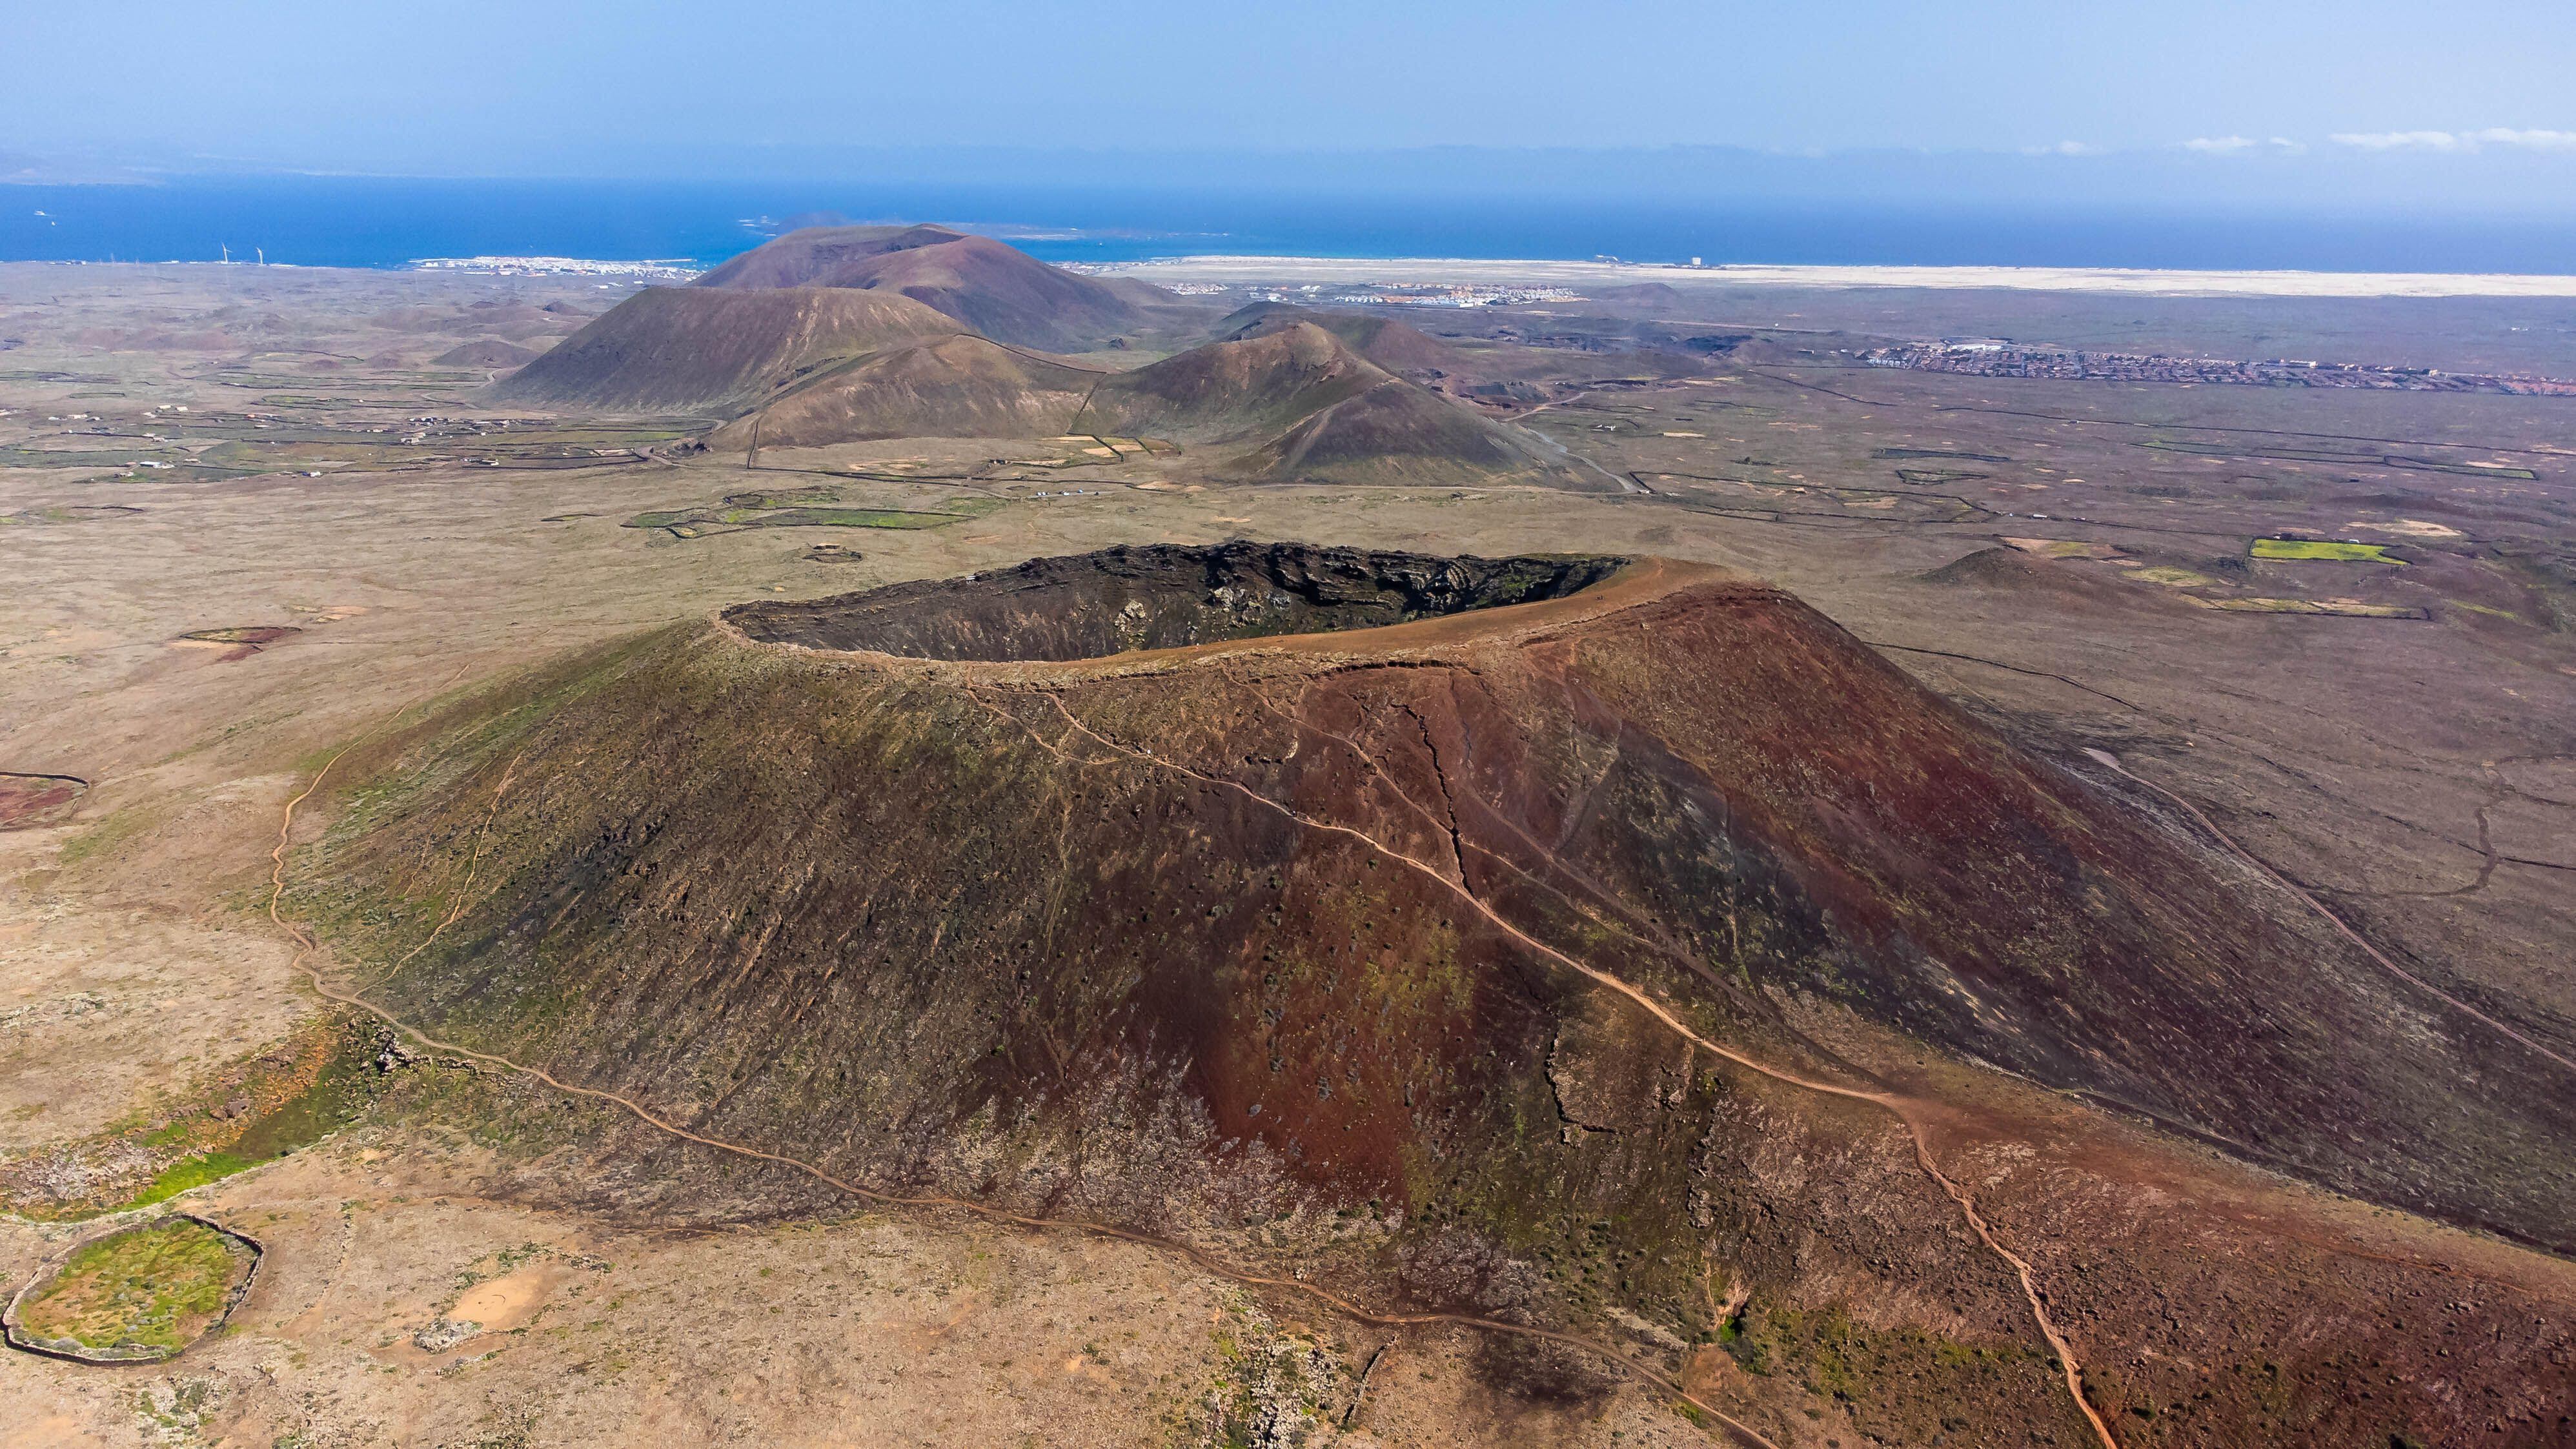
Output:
[
  {"xmin": 694, "ymin": 223, "xmax": 1162, "ymax": 352},
  {"xmin": 490, "ymin": 286, "xmax": 965, "ymax": 413}
]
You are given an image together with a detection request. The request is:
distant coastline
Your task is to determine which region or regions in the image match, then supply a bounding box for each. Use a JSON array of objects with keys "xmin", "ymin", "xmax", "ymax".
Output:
[
  {"xmin": 5, "ymin": 176, "xmax": 2575, "ymax": 280},
  {"xmin": 1091, "ymin": 255, "xmax": 2576, "ymax": 299},
  {"xmin": 411, "ymin": 255, "xmax": 701, "ymax": 279}
]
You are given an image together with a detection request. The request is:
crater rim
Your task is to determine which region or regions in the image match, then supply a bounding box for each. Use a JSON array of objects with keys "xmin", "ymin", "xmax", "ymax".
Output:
[{"xmin": 721, "ymin": 540, "xmax": 1638, "ymax": 665}]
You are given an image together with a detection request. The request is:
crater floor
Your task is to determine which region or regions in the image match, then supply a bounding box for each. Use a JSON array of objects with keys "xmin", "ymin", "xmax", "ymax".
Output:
[{"xmin": 722, "ymin": 541, "xmax": 1629, "ymax": 661}]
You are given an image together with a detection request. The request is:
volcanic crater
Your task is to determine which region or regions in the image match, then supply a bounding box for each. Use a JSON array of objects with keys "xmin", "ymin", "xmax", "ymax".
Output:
[
  {"xmin": 302, "ymin": 543, "xmax": 2576, "ymax": 1438},
  {"xmin": 724, "ymin": 541, "xmax": 1629, "ymax": 662}
]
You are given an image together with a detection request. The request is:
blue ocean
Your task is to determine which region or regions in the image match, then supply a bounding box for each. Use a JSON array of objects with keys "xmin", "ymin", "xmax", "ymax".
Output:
[{"xmin": 5, "ymin": 176, "xmax": 2573, "ymax": 275}]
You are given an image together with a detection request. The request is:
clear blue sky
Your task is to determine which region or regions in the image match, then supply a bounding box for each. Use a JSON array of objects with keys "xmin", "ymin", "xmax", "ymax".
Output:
[{"xmin": 11, "ymin": 1, "xmax": 2575, "ymax": 188}]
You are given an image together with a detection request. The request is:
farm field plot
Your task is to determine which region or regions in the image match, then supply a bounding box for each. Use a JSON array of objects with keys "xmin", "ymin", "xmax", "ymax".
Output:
[{"xmin": 2250, "ymin": 537, "xmax": 2406, "ymax": 563}]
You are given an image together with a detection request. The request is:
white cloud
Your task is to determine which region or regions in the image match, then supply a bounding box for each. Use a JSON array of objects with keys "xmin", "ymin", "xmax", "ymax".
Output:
[
  {"xmin": 2331, "ymin": 130, "xmax": 2465, "ymax": 151},
  {"xmin": 2184, "ymin": 135, "xmax": 2307, "ymax": 156},
  {"xmin": 2025, "ymin": 139, "xmax": 2104, "ymax": 156},
  {"xmin": 2470, "ymin": 127, "xmax": 2576, "ymax": 150},
  {"xmin": 2331, "ymin": 128, "xmax": 2576, "ymax": 153}
]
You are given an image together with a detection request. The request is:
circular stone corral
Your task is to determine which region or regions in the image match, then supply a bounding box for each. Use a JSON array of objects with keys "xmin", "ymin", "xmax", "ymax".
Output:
[{"xmin": 4, "ymin": 1213, "xmax": 265, "ymax": 1364}]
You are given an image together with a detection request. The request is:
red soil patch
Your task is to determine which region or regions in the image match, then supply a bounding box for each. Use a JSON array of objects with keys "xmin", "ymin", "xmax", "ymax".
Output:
[{"xmin": 0, "ymin": 773, "xmax": 88, "ymax": 830}]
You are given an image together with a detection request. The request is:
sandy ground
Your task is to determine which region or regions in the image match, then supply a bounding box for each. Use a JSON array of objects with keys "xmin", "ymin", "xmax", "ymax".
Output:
[{"xmin": 0, "ymin": 1138, "xmax": 1719, "ymax": 1448}]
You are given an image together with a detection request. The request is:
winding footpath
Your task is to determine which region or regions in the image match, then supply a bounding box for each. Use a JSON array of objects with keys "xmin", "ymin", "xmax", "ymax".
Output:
[
  {"xmin": 1022, "ymin": 689, "xmax": 2124, "ymax": 1449},
  {"xmin": 2091, "ymin": 749, "xmax": 2576, "ymax": 1080},
  {"xmin": 263, "ymin": 735, "xmax": 1785, "ymax": 1448}
]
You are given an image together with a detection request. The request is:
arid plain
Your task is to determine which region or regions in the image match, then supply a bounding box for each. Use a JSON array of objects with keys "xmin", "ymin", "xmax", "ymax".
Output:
[{"xmin": 3, "ymin": 252, "xmax": 2573, "ymax": 1448}]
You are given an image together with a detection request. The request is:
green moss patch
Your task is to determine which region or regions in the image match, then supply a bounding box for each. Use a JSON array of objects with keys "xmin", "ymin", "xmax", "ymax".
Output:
[
  {"xmin": 622, "ymin": 489, "xmax": 1000, "ymax": 540},
  {"xmin": 0, "ymin": 1018, "xmax": 383, "ymax": 1219},
  {"xmin": 53, "ymin": 798, "xmax": 167, "ymax": 869},
  {"xmin": 6, "ymin": 1216, "xmax": 259, "ymax": 1362},
  {"xmin": 2251, "ymin": 538, "xmax": 2404, "ymax": 563},
  {"xmin": 1719, "ymin": 1300, "xmax": 2078, "ymax": 1444}
]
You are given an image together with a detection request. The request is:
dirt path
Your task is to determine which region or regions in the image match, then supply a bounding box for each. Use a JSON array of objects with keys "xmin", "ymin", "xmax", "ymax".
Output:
[
  {"xmin": 1022, "ymin": 689, "xmax": 2123, "ymax": 1449},
  {"xmin": 2094, "ymin": 749, "xmax": 2576, "ymax": 1079},
  {"xmin": 262, "ymin": 733, "xmax": 1783, "ymax": 1448},
  {"xmin": 368, "ymin": 751, "xmax": 522, "ymax": 989}
]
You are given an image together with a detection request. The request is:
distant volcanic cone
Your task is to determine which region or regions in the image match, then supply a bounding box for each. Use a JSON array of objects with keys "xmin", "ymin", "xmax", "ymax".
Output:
[
  {"xmin": 306, "ymin": 544, "xmax": 2576, "ymax": 1386},
  {"xmin": 693, "ymin": 223, "xmax": 1155, "ymax": 352}
]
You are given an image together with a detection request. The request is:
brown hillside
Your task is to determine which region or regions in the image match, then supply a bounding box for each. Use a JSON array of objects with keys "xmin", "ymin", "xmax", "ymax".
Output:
[
  {"xmin": 696, "ymin": 224, "xmax": 1151, "ymax": 352},
  {"xmin": 1082, "ymin": 322, "xmax": 1384, "ymax": 440},
  {"xmin": 1078, "ymin": 323, "xmax": 1589, "ymax": 485},
  {"xmin": 314, "ymin": 545, "xmax": 2576, "ymax": 1253},
  {"xmin": 691, "ymin": 319, "xmax": 1591, "ymax": 487},
  {"xmin": 491, "ymin": 287, "xmax": 963, "ymax": 414},
  {"xmin": 1213, "ymin": 303, "xmax": 1466, "ymax": 375},
  {"xmin": 304, "ymin": 545, "xmax": 2576, "ymax": 1443},
  {"xmin": 1091, "ymin": 273, "xmax": 1226, "ymax": 329},
  {"xmin": 433, "ymin": 338, "xmax": 543, "ymax": 369},
  {"xmin": 693, "ymin": 223, "xmax": 961, "ymax": 289},
  {"xmin": 705, "ymin": 335, "xmax": 1103, "ymax": 449},
  {"xmin": 1919, "ymin": 545, "xmax": 2178, "ymax": 610},
  {"xmin": 1243, "ymin": 378, "xmax": 1554, "ymax": 485}
]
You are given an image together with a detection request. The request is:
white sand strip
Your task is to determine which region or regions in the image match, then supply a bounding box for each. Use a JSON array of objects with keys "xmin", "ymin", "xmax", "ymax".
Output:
[{"xmin": 1094, "ymin": 255, "xmax": 2576, "ymax": 299}]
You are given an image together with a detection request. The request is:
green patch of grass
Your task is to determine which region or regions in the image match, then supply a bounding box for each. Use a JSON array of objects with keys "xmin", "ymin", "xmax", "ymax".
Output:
[
  {"xmin": 92, "ymin": 1044, "xmax": 367, "ymax": 1215},
  {"xmin": 2251, "ymin": 538, "xmax": 2404, "ymax": 563},
  {"xmin": 623, "ymin": 492, "xmax": 1004, "ymax": 538},
  {"xmin": 1714, "ymin": 1299, "xmax": 2067, "ymax": 1440},
  {"xmin": 762, "ymin": 506, "xmax": 980, "ymax": 529},
  {"xmin": 125, "ymin": 1152, "xmax": 256, "ymax": 1210},
  {"xmin": 12, "ymin": 1217, "xmax": 257, "ymax": 1357},
  {"xmin": 721, "ymin": 487, "xmax": 840, "ymax": 509},
  {"xmin": 10, "ymin": 1019, "xmax": 387, "ymax": 1221},
  {"xmin": 55, "ymin": 800, "xmax": 165, "ymax": 869}
]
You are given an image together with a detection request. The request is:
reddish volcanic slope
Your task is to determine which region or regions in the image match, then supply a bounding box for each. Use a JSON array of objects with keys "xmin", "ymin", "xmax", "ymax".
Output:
[
  {"xmin": 1212, "ymin": 301, "xmax": 1470, "ymax": 376},
  {"xmin": 691, "ymin": 223, "xmax": 964, "ymax": 289},
  {"xmin": 694, "ymin": 223, "xmax": 1152, "ymax": 352},
  {"xmin": 1076, "ymin": 324, "xmax": 1590, "ymax": 485},
  {"xmin": 309, "ymin": 545, "xmax": 2576, "ymax": 1445},
  {"xmin": 332, "ymin": 545, "xmax": 2576, "ymax": 1245},
  {"xmin": 686, "ymin": 320, "xmax": 1592, "ymax": 487},
  {"xmin": 704, "ymin": 334, "xmax": 1104, "ymax": 449},
  {"xmin": 489, "ymin": 286, "xmax": 964, "ymax": 414}
]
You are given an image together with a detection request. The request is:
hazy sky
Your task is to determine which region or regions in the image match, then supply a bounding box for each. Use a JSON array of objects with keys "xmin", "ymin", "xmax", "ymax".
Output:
[{"xmin": 12, "ymin": 1, "xmax": 2575, "ymax": 181}]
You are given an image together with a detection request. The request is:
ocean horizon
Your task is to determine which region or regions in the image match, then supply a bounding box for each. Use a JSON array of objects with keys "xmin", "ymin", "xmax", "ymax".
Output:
[{"xmin": 5, "ymin": 174, "xmax": 2575, "ymax": 278}]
